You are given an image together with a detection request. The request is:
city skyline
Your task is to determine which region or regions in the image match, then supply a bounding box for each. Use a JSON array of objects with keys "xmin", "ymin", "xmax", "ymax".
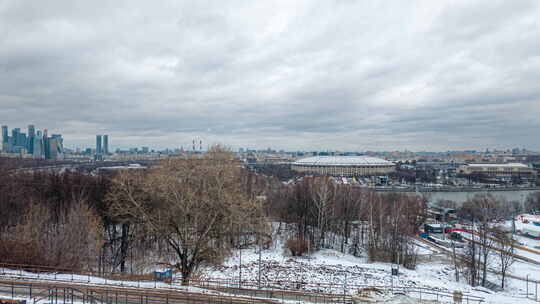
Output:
[
  {"xmin": 1, "ymin": 124, "xmax": 64, "ymax": 159},
  {"xmin": 1, "ymin": 1, "xmax": 539, "ymax": 151},
  {"xmin": 1, "ymin": 122, "xmax": 537, "ymax": 154}
]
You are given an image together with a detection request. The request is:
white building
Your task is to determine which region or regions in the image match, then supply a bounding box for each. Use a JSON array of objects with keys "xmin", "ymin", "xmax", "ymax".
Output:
[{"xmin": 292, "ymin": 156, "xmax": 395, "ymax": 176}]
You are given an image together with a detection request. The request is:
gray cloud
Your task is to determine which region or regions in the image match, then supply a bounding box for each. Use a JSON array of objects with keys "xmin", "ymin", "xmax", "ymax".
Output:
[{"xmin": 0, "ymin": 0, "xmax": 539, "ymax": 151}]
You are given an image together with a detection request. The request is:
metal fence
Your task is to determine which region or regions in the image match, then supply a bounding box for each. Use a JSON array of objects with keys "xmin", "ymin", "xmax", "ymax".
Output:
[
  {"xmin": 0, "ymin": 263, "xmax": 487, "ymax": 303},
  {"xmin": 525, "ymin": 275, "xmax": 540, "ymax": 302},
  {"xmin": 192, "ymin": 279, "xmax": 485, "ymax": 304},
  {"xmin": 0, "ymin": 280, "xmax": 280, "ymax": 304}
]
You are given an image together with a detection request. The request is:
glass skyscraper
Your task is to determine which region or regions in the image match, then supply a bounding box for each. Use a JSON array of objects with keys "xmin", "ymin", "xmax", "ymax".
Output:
[
  {"xmin": 1, "ymin": 126, "xmax": 7, "ymax": 143},
  {"xmin": 27, "ymin": 124, "xmax": 35, "ymax": 154},
  {"xmin": 1, "ymin": 125, "xmax": 8, "ymax": 152},
  {"xmin": 1, "ymin": 124, "xmax": 64, "ymax": 159},
  {"xmin": 96, "ymin": 135, "xmax": 102, "ymax": 155},
  {"xmin": 103, "ymin": 135, "xmax": 109, "ymax": 155},
  {"xmin": 33, "ymin": 130, "xmax": 43, "ymax": 159}
]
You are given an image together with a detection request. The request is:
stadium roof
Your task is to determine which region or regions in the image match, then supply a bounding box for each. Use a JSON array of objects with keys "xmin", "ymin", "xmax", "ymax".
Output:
[{"xmin": 294, "ymin": 156, "xmax": 394, "ymax": 166}]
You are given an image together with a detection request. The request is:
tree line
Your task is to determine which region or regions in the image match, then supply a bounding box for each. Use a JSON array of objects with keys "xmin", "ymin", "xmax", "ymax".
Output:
[
  {"xmin": 0, "ymin": 147, "xmax": 268, "ymax": 284},
  {"xmin": 2, "ymin": 150, "xmax": 540, "ymax": 287},
  {"xmin": 440, "ymin": 192, "xmax": 540, "ymax": 289},
  {"xmin": 265, "ymin": 176, "xmax": 427, "ymax": 269}
]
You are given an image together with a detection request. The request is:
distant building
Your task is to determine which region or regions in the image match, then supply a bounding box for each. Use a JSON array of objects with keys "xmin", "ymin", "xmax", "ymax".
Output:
[
  {"xmin": 11, "ymin": 128, "xmax": 20, "ymax": 147},
  {"xmin": 103, "ymin": 135, "xmax": 109, "ymax": 155},
  {"xmin": 96, "ymin": 135, "xmax": 102, "ymax": 155},
  {"xmin": 33, "ymin": 131, "xmax": 44, "ymax": 159},
  {"xmin": 1, "ymin": 125, "xmax": 8, "ymax": 152},
  {"xmin": 0, "ymin": 124, "xmax": 62, "ymax": 159},
  {"xmin": 49, "ymin": 134, "xmax": 64, "ymax": 160},
  {"xmin": 458, "ymin": 163, "xmax": 536, "ymax": 180},
  {"xmin": 43, "ymin": 130, "xmax": 50, "ymax": 159},
  {"xmin": 292, "ymin": 156, "xmax": 395, "ymax": 176},
  {"xmin": 27, "ymin": 124, "xmax": 35, "ymax": 154}
]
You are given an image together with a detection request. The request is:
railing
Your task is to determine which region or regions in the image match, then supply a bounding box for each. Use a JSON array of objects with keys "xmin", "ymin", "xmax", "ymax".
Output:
[
  {"xmin": 525, "ymin": 275, "xmax": 540, "ymax": 302},
  {"xmin": 418, "ymin": 236, "xmax": 540, "ymax": 302},
  {"xmin": 0, "ymin": 280, "xmax": 280, "ymax": 304},
  {"xmin": 192, "ymin": 279, "xmax": 485, "ymax": 304},
  {"xmin": 0, "ymin": 263, "xmax": 486, "ymax": 303}
]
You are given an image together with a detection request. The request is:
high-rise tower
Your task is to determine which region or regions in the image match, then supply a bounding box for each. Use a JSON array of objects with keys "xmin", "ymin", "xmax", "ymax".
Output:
[
  {"xmin": 49, "ymin": 134, "xmax": 64, "ymax": 160},
  {"xmin": 27, "ymin": 124, "xmax": 35, "ymax": 154},
  {"xmin": 43, "ymin": 129, "xmax": 50, "ymax": 159},
  {"xmin": 1, "ymin": 125, "xmax": 8, "ymax": 152},
  {"xmin": 12, "ymin": 128, "xmax": 20, "ymax": 147},
  {"xmin": 28, "ymin": 125, "xmax": 35, "ymax": 137},
  {"xmin": 103, "ymin": 135, "xmax": 109, "ymax": 155},
  {"xmin": 96, "ymin": 135, "xmax": 102, "ymax": 155},
  {"xmin": 33, "ymin": 130, "xmax": 44, "ymax": 159},
  {"xmin": 1, "ymin": 125, "xmax": 7, "ymax": 143}
]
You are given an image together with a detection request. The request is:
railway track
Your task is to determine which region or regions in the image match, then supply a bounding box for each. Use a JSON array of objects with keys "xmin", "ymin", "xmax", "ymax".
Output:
[
  {"xmin": 417, "ymin": 236, "xmax": 540, "ymax": 285},
  {"xmin": 461, "ymin": 236, "xmax": 540, "ymax": 265},
  {"xmin": 466, "ymin": 230, "xmax": 540, "ymax": 256}
]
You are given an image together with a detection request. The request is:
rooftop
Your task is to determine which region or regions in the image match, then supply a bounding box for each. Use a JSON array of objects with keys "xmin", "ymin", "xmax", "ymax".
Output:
[
  {"xmin": 465, "ymin": 163, "xmax": 529, "ymax": 168},
  {"xmin": 294, "ymin": 156, "xmax": 394, "ymax": 166}
]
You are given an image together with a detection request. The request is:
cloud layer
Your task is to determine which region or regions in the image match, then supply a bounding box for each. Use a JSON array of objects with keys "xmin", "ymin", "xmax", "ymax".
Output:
[{"xmin": 1, "ymin": 0, "xmax": 539, "ymax": 151}]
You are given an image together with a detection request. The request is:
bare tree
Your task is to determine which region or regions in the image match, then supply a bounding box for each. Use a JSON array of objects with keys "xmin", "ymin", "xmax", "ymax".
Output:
[
  {"xmin": 366, "ymin": 193, "xmax": 426, "ymax": 269},
  {"xmin": 107, "ymin": 146, "xmax": 264, "ymax": 285},
  {"xmin": 493, "ymin": 228, "xmax": 515, "ymax": 289},
  {"xmin": 0, "ymin": 199, "xmax": 103, "ymax": 270},
  {"xmin": 451, "ymin": 241, "xmax": 461, "ymax": 282},
  {"xmin": 460, "ymin": 194, "xmax": 499, "ymax": 287},
  {"xmin": 335, "ymin": 186, "xmax": 364, "ymax": 254},
  {"xmin": 311, "ymin": 177, "xmax": 334, "ymax": 249},
  {"xmin": 525, "ymin": 192, "xmax": 540, "ymax": 213}
]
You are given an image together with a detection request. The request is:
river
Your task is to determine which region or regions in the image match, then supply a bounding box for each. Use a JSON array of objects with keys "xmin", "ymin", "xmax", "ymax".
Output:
[{"xmin": 406, "ymin": 189, "xmax": 539, "ymax": 205}]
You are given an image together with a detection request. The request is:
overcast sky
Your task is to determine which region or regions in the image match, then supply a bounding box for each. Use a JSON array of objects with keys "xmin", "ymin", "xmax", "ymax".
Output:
[{"xmin": 1, "ymin": 1, "xmax": 539, "ymax": 151}]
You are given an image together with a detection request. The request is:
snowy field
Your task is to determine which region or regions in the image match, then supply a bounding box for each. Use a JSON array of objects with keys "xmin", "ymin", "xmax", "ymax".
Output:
[
  {"xmin": 1, "ymin": 223, "xmax": 540, "ymax": 303},
  {"xmin": 0, "ymin": 244, "xmax": 538, "ymax": 303},
  {"xmin": 204, "ymin": 239, "xmax": 540, "ymax": 304}
]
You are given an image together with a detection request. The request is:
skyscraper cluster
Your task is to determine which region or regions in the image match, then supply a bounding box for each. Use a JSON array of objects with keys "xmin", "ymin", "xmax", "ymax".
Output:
[
  {"xmin": 95, "ymin": 134, "xmax": 109, "ymax": 160},
  {"xmin": 1, "ymin": 124, "xmax": 64, "ymax": 160}
]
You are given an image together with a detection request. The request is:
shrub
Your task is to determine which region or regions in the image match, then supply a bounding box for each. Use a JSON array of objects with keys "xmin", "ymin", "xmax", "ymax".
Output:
[
  {"xmin": 0, "ymin": 200, "xmax": 103, "ymax": 271},
  {"xmin": 285, "ymin": 238, "xmax": 309, "ymax": 256}
]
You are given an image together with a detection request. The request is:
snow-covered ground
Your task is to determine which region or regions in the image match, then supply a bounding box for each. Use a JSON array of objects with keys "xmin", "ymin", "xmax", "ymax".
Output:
[
  {"xmin": 0, "ymin": 245, "xmax": 537, "ymax": 303},
  {"xmin": 2, "ymin": 221, "xmax": 540, "ymax": 303},
  {"xmin": 0, "ymin": 267, "xmax": 218, "ymax": 295},
  {"xmin": 204, "ymin": 238, "xmax": 539, "ymax": 304}
]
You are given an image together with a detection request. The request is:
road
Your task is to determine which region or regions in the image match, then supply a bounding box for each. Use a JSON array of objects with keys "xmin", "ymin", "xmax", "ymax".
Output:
[
  {"xmin": 417, "ymin": 237, "xmax": 540, "ymax": 285},
  {"xmin": 461, "ymin": 235, "xmax": 540, "ymax": 265}
]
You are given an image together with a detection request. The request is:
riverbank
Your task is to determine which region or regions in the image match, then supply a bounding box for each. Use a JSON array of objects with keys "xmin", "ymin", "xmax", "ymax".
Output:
[{"xmin": 373, "ymin": 186, "xmax": 540, "ymax": 193}]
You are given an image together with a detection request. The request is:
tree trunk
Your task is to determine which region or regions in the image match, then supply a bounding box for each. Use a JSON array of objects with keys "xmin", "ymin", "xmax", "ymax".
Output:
[
  {"xmin": 180, "ymin": 261, "xmax": 192, "ymax": 286},
  {"xmin": 452, "ymin": 243, "xmax": 459, "ymax": 282},
  {"xmin": 120, "ymin": 223, "xmax": 130, "ymax": 273}
]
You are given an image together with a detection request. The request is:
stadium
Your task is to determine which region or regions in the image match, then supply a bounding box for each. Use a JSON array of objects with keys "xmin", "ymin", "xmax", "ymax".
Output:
[{"xmin": 291, "ymin": 156, "xmax": 395, "ymax": 176}]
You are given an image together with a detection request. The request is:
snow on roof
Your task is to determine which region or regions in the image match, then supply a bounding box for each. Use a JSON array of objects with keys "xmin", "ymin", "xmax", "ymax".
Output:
[
  {"xmin": 294, "ymin": 156, "xmax": 394, "ymax": 166},
  {"xmin": 98, "ymin": 165, "xmax": 147, "ymax": 170},
  {"xmin": 465, "ymin": 163, "xmax": 529, "ymax": 168}
]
